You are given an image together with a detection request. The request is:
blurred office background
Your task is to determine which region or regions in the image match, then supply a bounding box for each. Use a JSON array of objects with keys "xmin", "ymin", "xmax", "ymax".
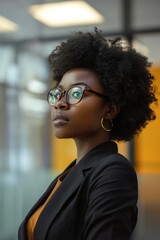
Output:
[{"xmin": 0, "ymin": 0, "xmax": 160, "ymax": 239}]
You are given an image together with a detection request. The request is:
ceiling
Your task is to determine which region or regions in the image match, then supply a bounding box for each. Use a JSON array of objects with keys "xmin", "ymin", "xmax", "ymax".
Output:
[{"xmin": 0, "ymin": 0, "xmax": 160, "ymax": 63}]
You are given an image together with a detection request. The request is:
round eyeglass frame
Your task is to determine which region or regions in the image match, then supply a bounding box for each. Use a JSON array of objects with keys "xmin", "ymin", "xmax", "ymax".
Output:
[{"xmin": 47, "ymin": 84, "xmax": 108, "ymax": 106}]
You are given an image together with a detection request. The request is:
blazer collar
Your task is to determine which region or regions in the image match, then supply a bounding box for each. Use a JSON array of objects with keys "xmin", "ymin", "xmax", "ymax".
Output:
[
  {"xmin": 78, "ymin": 141, "xmax": 118, "ymax": 171},
  {"xmin": 63, "ymin": 141, "xmax": 118, "ymax": 172}
]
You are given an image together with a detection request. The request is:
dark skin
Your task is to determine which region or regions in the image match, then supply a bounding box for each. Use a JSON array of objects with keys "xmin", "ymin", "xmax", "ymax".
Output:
[{"xmin": 51, "ymin": 68, "xmax": 119, "ymax": 163}]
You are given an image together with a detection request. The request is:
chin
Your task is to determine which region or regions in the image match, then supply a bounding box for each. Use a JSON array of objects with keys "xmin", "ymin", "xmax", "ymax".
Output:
[
  {"xmin": 54, "ymin": 131, "xmax": 72, "ymax": 139},
  {"xmin": 55, "ymin": 135, "xmax": 70, "ymax": 139}
]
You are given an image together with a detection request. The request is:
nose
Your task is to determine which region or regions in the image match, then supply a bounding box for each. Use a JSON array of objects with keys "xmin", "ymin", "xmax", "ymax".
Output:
[{"xmin": 54, "ymin": 98, "xmax": 69, "ymax": 110}]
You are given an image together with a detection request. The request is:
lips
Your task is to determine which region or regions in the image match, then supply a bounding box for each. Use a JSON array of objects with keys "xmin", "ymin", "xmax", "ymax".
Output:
[{"xmin": 53, "ymin": 114, "xmax": 69, "ymax": 127}]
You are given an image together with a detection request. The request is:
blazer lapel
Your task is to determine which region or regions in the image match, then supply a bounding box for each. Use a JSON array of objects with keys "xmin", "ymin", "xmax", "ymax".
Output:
[
  {"xmin": 18, "ymin": 175, "xmax": 60, "ymax": 240},
  {"xmin": 34, "ymin": 162, "xmax": 84, "ymax": 240},
  {"xmin": 18, "ymin": 160, "xmax": 77, "ymax": 240}
]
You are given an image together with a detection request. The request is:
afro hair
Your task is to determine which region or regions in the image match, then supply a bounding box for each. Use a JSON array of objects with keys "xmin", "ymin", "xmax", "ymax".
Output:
[{"xmin": 48, "ymin": 28, "xmax": 157, "ymax": 141}]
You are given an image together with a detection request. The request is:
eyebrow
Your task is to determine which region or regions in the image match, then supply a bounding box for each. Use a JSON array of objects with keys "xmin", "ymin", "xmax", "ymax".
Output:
[{"xmin": 57, "ymin": 82, "xmax": 90, "ymax": 89}]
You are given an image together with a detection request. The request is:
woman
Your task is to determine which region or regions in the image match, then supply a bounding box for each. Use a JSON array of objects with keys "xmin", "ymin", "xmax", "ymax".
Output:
[{"xmin": 18, "ymin": 28, "xmax": 157, "ymax": 240}]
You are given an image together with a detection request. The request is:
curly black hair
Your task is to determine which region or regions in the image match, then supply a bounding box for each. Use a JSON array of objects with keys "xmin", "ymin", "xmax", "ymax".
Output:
[{"xmin": 48, "ymin": 28, "xmax": 157, "ymax": 141}]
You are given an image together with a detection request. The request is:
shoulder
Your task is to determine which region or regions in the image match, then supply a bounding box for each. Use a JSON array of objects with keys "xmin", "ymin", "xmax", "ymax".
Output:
[
  {"xmin": 88, "ymin": 153, "xmax": 138, "ymax": 190},
  {"xmin": 92, "ymin": 153, "xmax": 136, "ymax": 174}
]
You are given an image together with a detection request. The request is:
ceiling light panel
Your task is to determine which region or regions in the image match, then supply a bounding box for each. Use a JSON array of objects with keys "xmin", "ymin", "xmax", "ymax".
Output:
[
  {"xmin": 0, "ymin": 16, "xmax": 18, "ymax": 32},
  {"xmin": 29, "ymin": 1, "xmax": 105, "ymax": 27}
]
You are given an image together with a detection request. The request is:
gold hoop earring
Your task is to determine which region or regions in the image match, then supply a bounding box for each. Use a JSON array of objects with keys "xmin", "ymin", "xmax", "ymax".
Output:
[{"xmin": 101, "ymin": 118, "xmax": 113, "ymax": 132}]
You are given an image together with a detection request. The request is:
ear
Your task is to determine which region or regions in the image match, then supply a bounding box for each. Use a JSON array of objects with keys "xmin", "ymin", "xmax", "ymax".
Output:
[{"xmin": 104, "ymin": 103, "xmax": 120, "ymax": 119}]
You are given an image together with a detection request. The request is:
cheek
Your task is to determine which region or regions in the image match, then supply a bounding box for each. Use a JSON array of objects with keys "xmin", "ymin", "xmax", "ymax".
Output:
[{"xmin": 71, "ymin": 104, "xmax": 103, "ymax": 132}]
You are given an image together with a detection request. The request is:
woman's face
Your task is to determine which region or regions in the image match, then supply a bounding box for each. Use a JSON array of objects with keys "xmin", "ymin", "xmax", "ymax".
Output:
[{"xmin": 51, "ymin": 68, "xmax": 109, "ymax": 139}]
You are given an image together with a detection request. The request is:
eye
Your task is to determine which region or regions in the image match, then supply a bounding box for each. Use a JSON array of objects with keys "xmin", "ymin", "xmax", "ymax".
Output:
[
  {"xmin": 52, "ymin": 89, "xmax": 61, "ymax": 99},
  {"xmin": 71, "ymin": 88, "xmax": 83, "ymax": 99},
  {"xmin": 72, "ymin": 91, "xmax": 82, "ymax": 99},
  {"xmin": 54, "ymin": 92, "xmax": 61, "ymax": 99},
  {"xmin": 48, "ymin": 89, "xmax": 61, "ymax": 105}
]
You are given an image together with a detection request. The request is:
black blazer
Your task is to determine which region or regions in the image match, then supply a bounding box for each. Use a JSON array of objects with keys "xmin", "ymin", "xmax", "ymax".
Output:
[{"xmin": 18, "ymin": 141, "xmax": 138, "ymax": 240}]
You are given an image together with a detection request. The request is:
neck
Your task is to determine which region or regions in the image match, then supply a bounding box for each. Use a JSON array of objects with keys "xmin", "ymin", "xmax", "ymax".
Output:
[{"xmin": 74, "ymin": 133, "xmax": 110, "ymax": 164}]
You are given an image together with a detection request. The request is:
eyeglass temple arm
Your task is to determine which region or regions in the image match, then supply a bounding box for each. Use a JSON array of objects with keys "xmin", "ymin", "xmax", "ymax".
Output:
[{"xmin": 87, "ymin": 89, "xmax": 108, "ymax": 99}]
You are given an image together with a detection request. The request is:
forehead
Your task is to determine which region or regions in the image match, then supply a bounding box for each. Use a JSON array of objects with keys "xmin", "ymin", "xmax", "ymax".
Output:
[{"xmin": 59, "ymin": 68, "xmax": 105, "ymax": 92}]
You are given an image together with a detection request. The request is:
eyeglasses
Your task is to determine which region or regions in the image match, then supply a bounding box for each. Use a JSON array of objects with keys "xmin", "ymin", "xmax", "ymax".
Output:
[{"xmin": 47, "ymin": 85, "xmax": 108, "ymax": 106}]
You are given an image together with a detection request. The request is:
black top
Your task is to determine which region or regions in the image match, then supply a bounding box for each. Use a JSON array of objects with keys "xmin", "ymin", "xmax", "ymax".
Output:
[{"xmin": 18, "ymin": 141, "xmax": 138, "ymax": 240}]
